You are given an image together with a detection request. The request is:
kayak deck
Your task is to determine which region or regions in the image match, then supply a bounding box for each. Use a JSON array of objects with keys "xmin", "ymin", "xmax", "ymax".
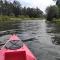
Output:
[
  {"xmin": 0, "ymin": 34, "xmax": 36, "ymax": 60},
  {"xmin": 0, "ymin": 44, "xmax": 36, "ymax": 60}
]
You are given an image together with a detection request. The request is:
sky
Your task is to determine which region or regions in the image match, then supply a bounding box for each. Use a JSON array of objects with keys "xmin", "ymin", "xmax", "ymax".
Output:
[{"xmin": 8, "ymin": 0, "xmax": 56, "ymax": 13}]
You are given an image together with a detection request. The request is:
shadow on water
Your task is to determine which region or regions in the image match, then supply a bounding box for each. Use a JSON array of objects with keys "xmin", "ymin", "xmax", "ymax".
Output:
[
  {"xmin": 0, "ymin": 20, "xmax": 60, "ymax": 60},
  {"xmin": 46, "ymin": 21, "xmax": 60, "ymax": 45}
]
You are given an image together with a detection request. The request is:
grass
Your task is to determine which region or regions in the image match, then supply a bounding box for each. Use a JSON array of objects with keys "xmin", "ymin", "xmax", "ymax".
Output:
[
  {"xmin": 53, "ymin": 19, "xmax": 60, "ymax": 25},
  {"xmin": 0, "ymin": 15, "xmax": 43, "ymax": 31},
  {"xmin": 0, "ymin": 15, "xmax": 20, "ymax": 31}
]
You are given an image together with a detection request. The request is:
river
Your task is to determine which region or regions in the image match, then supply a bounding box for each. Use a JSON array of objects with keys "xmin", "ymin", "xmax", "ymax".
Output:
[{"xmin": 0, "ymin": 19, "xmax": 60, "ymax": 60}]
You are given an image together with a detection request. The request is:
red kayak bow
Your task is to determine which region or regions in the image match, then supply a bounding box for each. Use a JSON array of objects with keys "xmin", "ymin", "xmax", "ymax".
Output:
[{"xmin": 0, "ymin": 34, "xmax": 36, "ymax": 60}]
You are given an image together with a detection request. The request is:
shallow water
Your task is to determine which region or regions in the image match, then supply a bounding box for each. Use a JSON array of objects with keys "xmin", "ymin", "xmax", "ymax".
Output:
[{"xmin": 0, "ymin": 19, "xmax": 60, "ymax": 60}]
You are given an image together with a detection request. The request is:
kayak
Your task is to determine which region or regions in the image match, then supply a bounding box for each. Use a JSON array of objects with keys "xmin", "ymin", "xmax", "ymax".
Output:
[{"xmin": 0, "ymin": 34, "xmax": 36, "ymax": 60}]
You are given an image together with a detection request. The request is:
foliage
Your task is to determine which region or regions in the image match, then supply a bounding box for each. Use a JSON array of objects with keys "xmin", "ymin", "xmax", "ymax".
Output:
[
  {"xmin": 0, "ymin": 0, "xmax": 43, "ymax": 18},
  {"xmin": 26, "ymin": 7, "xmax": 43, "ymax": 18},
  {"xmin": 46, "ymin": 0, "xmax": 60, "ymax": 21},
  {"xmin": 55, "ymin": 0, "xmax": 60, "ymax": 6},
  {"xmin": 52, "ymin": 0, "xmax": 60, "ymax": 18},
  {"xmin": 0, "ymin": 15, "xmax": 19, "ymax": 31},
  {"xmin": 46, "ymin": 5, "xmax": 59, "ymax": 21}
]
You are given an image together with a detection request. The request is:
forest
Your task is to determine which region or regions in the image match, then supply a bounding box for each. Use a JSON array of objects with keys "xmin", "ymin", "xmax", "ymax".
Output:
[{"xmin": 0, "ymin": 0, "xmax": 43, "ymax": 18}]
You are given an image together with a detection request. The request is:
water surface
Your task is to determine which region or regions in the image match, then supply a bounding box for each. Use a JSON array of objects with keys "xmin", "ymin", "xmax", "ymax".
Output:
[{"xmin": 0, "ymin": 19, "xmax": 60, "ymax": 60}]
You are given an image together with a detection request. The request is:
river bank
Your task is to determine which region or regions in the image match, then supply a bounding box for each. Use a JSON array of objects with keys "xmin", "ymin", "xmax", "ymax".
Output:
[
  {"xmin": 0, "ymin": 16, "xmax": 43, "ymax": 31},
  {"xmin": 52, "ymin": 19, "xmax": 60, "ymax": 25},
  {"xmin": 0, "ymin": 15, "xmax": 43, "ymax": 20}
]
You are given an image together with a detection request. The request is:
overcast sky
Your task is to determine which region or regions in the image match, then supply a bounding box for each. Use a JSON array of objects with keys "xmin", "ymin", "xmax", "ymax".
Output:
[{"xmin": 9, "ymin": 0, "xmax": 56, "ymax": 12}]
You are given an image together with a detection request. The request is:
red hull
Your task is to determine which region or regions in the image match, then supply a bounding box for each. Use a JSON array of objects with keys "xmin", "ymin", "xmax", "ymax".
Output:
[{"xmin": 0, "ymin": 34, "xmax": 36, "ymax": 60}]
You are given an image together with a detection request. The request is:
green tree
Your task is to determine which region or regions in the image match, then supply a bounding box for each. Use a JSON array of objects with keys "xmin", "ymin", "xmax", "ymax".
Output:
[
  {"xmin": 22, "ymin": 7, "xmax": 27, "ymax": 16},
  {"xmin": 53, "ymin": 0, "xmax": 60, "ymax": 17},
  {"xmin": 26, "ymin": 7, "xmax": 43, "ymax": 18},
  {"xmin": 13, "ymin": 0, "xmax": 21, "ymax": 16},
  {"xmin": 46, "ymin": 6, "xmax": 59, "ymax": 21},
  {"xmin": 35, "ymin": 8, "xmax": 43, "ymax": 17},
  {"xmin": 0, "ymin": 0, "xmax": 43, "ymax": 18}
]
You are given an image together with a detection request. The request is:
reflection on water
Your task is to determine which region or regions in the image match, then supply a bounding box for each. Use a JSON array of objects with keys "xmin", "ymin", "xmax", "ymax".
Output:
[
  {"xmin": 47, "ymin": 21, "xmax": 60, "ymax": 45},
  {"xmin": 0, "ymin": 20, "xmax": 60, "ymax": 60}
]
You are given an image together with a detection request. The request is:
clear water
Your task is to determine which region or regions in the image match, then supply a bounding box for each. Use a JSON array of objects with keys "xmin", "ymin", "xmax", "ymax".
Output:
[{"xmin": 0, "ymin": 19, "xmax": 60, "ymax": 60}]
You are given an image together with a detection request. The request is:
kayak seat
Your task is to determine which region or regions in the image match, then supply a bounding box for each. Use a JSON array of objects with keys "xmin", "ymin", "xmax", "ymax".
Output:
[
  {"xmin": 5, "ymin": 40, "xmax": 23, "ymax": 50},
  {"xmin": 5, "ymin": 51, "xmax": 26, "ymax": 60}
]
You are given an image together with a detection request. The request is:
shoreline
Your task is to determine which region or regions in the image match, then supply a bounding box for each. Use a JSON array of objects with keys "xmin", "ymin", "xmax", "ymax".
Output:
[{"xmin": 53, "ymin": 19, "xmax": 60, "ymax": 25}]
